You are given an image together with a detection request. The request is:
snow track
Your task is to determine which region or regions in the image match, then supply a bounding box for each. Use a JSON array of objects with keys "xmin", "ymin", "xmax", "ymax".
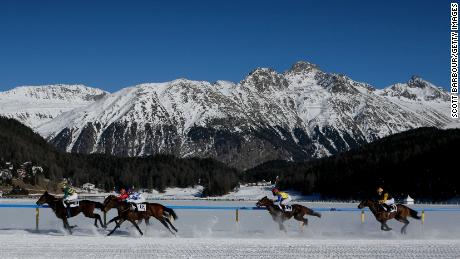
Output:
[
  {"xmin": 0, "ymin": 234, "xmax": 459, "ymax": 258},
  {"xmin": 1, "ymin": 200, "xmax": 460, "ymax": 258}
]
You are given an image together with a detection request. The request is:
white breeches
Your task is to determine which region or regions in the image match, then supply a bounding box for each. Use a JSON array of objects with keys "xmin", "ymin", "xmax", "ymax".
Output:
[
  {"xmin": 127, "ymin": 197, "xmax": 145, "ymax": 203},
  {"xmin": 275, "ymin": 197, "xmax": 292, "ymax": 205},
  {"xmin": 63, "ymin": 193, "xmax": 78, "ymax": 202},
  {"xmin": 280, "ymin": 197, "xmax": 292, "ymax": 205},
  {"xmin": 384, "ymin": 198, "xmax": 395, "ymax": 206}
]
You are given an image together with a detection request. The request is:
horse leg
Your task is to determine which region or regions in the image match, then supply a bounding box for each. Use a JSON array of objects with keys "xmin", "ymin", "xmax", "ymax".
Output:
[
  {"xmin": 294, "ymin": 214, "xmax": 308, "ymax": 227},
  {"xmin": 278, "ymin": 222, "xmax": 287, "ymax": 233},
  {"xmin": 93, "ymin": 213, "xmax": 103, "ymax": 228},
  {"xmin": 384, "ymin": 222, "xmax": 392, "ymax": 231},
  {"xmin": 128, "ymin": 219, "xmax": 144, "ymax": 236},
  {"xmin": 83, "ymin": 211, "xmax": 101, "ymax": 228},
  {"xmin": 97, "ymin": 214, "xmax": 104, "ymax": 228},
  {"xmin": 157, "ymin": 217, "xmax": 175, "ymax": 235},
  {"xmin": 106, "ymin": 215, "xmax": 121, "ymax": 226},
  {"xmin": 107, "ymin": 219, "xmax": 124, "ymax": 236},
  {"xmin": 164, "ymin": 217, "xmax": 178, "ymax": 232},
  {"xmin": 62, "ymin": 218, "xmax": 72, "ymax": 235},
  {"xmin": 395, "ymin": 217, "xmax": 409, "ymax": 234},
  {"xmin": 380, "ymin": 221, "xmax": 389, "ymax": 231}
]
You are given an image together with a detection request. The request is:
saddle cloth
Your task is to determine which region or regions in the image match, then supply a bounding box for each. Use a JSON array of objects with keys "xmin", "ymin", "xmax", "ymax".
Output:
[
  {"xmin": 389, "ymin": 204, "xmax": 397, "ymax": 213},
  {"xmin": 283, "ymin": 205, "xmax": 292, "ymax": 212},
  {"xmin": 63, "ymin": 200, "xmax": 79, "ymax": 208},
  {"xmin": 130, "ymin": 203, "xmax": 147, "ymax": 211},
  {"xmin": 382, "ymin": 204, "xmax": 397, "ymax": 213}
]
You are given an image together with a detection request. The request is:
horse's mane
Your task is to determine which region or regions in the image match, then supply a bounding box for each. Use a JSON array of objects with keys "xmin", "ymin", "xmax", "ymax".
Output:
[{"xmin": 44, "ymin": 191, "xmax": 60, "ymax": 201}]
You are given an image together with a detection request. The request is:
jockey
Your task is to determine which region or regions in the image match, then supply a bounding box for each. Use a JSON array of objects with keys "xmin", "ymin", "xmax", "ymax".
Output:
[
  {"xmin": 117, "ymin": 187, "xmax": 129, "ymax": 201},
  {"xmin": 272, "ymin": 188, "xmax": 291, "ymax": 211},
  {"xmin": 376, "ymin": 187, "xmax": 395, "ymax": 212},
  {"xmin": 126, "ymin": 189, "xmax": 146, "ymax": 204},
  {"xmin": 61, "ymin": 179, "xmax": 78, "ymax": 217}
]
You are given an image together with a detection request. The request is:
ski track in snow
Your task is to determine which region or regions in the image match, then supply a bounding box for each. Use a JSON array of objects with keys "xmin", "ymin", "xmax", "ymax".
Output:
[{"xmin": 1, "ymin": 235, "xmax": 459, "ymax": 258}]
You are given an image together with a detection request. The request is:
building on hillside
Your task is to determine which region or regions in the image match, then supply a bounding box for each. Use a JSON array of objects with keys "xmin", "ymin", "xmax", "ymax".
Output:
[
  {"xmin": 403, "ymin": 195, "xmax": 415, "ymax": 205},
  {"xmin": 32, "ymin": 166, "xmax": 43, "ymax": 175},
  {"xmin": 0, "ymin": 169, "xmax": 13, "ymax": 181},
  {"xmin": 82, "ymin": 183, "xmax": 96, "ymax": 192},
  {"xmin": 16, "ymin": 169, "xmax": 26, "ymax": 179}
]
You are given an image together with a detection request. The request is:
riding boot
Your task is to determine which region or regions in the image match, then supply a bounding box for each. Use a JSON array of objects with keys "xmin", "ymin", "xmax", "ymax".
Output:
[
  {"xmin": 65, "ymin": 202, "xmax": 71, "ymax": 218},
  {"xmin": 383, "ymin": 204, "xmax": 391, "ymax": 212}
]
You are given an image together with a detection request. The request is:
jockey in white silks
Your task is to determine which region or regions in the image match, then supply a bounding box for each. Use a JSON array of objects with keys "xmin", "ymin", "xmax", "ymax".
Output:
[{"xmin": 126, "ymin": 190, "xmax": 146, "ymax": 204}]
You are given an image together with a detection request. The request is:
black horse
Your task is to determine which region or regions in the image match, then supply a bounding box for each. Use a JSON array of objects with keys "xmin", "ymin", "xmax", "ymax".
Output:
[
  {"xmin": 36, "ymin": 191, "xmax": 104, "ymax": 234},
  {"xmin": 358, "ymin": 199, "xmax": 421, "ymax": 234},
  {"xmin": 256, "ymin": 196, "xmax": 321, "ymax": 232}
]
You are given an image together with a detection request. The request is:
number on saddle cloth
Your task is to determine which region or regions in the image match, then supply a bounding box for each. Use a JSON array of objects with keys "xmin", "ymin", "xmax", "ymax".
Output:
[
  {"xmin": 137, "ymin": 203, "xmax": 147, "ymax": 211},
  {"xmin": 284, "ymin": 205, "xmax": 292, "ymax": 212}
]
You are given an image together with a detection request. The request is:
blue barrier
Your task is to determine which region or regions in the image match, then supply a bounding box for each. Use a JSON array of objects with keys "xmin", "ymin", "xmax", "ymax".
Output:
[{"xmin": 0, "ymin": 204, "xmax": 49, "ymax": 208}]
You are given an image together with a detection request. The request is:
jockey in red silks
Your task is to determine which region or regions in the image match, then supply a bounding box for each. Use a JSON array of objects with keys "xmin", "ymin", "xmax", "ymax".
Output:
[{"xmin": 117, "ymin": 187, "xmax": 129, "ymax": 201}]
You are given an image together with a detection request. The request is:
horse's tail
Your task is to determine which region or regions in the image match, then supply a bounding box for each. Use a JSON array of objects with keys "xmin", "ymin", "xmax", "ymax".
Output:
[
  {"xmin": 163, "ymin": 206, "xmax": 178, "ymax": 221},
  {"xmin": 408, "ymin": 207, "xmax": 421, "ymax": 220},
  {"xmin": 307, "ymin": 208, "xmax": 321, "ymax": 218},
  {"xmin": 94, "ymin": 202, "xmax": 105, "ymax": 211}
]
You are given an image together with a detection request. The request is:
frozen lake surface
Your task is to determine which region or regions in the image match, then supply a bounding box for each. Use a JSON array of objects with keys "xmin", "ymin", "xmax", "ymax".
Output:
[{"xmin": 1, "ymin": 199, "xmax": 459, "ymax": 258}]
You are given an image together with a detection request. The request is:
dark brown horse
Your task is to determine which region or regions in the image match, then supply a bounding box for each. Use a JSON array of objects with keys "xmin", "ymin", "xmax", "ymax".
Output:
[
  {"xmin": 36, "ymin": 191, "xmax": 104, "ymax": 234},
  {"xmin": 358, "ymin": 199, "xmax": 421, "ymax": 234},
  {"xmin": 102, "ymin": 195, "xmax": 178, "ymax": 236},
  {"xmin": 256, "ymin": 196, "xmax": 321, "ymax": 232}
]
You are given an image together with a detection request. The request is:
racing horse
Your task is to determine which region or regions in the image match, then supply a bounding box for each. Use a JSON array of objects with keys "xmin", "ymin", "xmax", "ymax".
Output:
[
  {"xmin": 36, "ymin": 191, "xmax": 105, "ymax": 234},
  {"xmin": 256, "ymin": 196, "xmax": 321, "ymax": 232},
  {"xmin": 102, "ymin": 195, "xmax": 178, "ymax": 236},
  {"xmin": 357, "ymin": 199, "xmax": 421, "ymax": 234}
]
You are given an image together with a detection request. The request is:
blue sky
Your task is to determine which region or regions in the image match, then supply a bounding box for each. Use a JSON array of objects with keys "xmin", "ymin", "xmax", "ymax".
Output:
[{"xmin": 0, "ymin": 0, "xmax": 451, "ymax": 92}]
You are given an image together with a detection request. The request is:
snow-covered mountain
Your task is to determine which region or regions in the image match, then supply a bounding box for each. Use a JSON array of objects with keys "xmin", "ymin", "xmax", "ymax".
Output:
[
  {"xmin": 0, "ymin": 84, "xmax": 107, "ymax": 128},
  {"xmin": 28, "ymin": 61, "xmax": 457, "ymax": 169}
]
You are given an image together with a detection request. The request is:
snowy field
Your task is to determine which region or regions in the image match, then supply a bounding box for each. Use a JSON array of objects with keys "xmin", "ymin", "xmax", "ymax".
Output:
[{"xmin": 1, "ymin": 199, "xmax": 460, "ymax": 258}]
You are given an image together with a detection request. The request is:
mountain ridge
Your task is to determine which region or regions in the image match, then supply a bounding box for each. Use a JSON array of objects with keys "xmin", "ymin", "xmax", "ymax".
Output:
[
  {"xmin": 0, "ymin": 84, "xmax": 107, "ymax": 128},
  {"xmin": 1, "ymin": 61, "xmax": 457, "ymax": 169}
]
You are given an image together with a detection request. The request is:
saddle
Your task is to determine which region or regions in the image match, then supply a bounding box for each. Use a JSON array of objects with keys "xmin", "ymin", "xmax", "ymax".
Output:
[
  {"xmin": 278, "ymin": 205, "xmax": 293, "ymax": 212},
  {"xmin": 381, "ymin": 204, "xmax": 397, "ymax": 213}
]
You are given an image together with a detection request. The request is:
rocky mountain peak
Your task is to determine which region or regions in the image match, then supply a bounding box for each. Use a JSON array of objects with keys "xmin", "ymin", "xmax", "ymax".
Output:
[
  {"xmin": 287, "ymin": 61, "xmax": 320, "ymax": 75},
  {"xmin": 380, "ymin": 76, "xmax": 448, "ymax": 102},
  {"xmin": 407, "ymin": 75, "xmax": 428, "ymax": 88},
  {"xmin": 241, "ymin": 67, "xmax": 289, "ymax": 92}
]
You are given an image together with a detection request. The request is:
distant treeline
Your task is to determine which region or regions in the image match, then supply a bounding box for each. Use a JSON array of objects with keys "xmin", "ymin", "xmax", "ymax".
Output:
[
  {"xmin": 2, "ymin": 116, "xmax": 459, "ymax": 200},
  {"xmin": 0, "ymin": 117, "xmax": 239, "ymax": 196},
  {"xmin": 244, "ymin": 127, "xmax": 460, "ymax": 201}
]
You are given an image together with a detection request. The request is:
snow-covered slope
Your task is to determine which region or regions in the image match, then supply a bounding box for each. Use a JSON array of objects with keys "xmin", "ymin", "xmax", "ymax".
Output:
[
  {"xmin": 27, "ymin": 61, "xmax": 460, "ymax": 169},
  {"xmin": 0, "ymin": 84, "xmax": 107, "ymax": 128},
  {"xmin": 377, "ymin": 76, "xmax": 452, "ymax": 127}
]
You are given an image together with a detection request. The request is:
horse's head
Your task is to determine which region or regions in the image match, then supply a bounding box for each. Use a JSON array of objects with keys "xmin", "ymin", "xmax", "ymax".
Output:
[
  {"xmin": 357, "ymin": 199, "xmax": 372, "ymax": 209},
  {"xmin": 36, "ymin": 191, "xmax": 52, "ymax": 205},
  {"xmin": 256, "ymin": 196, "xmax": 273, "ymax": 207},
  {"xmin": 102, "ymin": 195, "xmax": 119, "ymax": 212}
]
